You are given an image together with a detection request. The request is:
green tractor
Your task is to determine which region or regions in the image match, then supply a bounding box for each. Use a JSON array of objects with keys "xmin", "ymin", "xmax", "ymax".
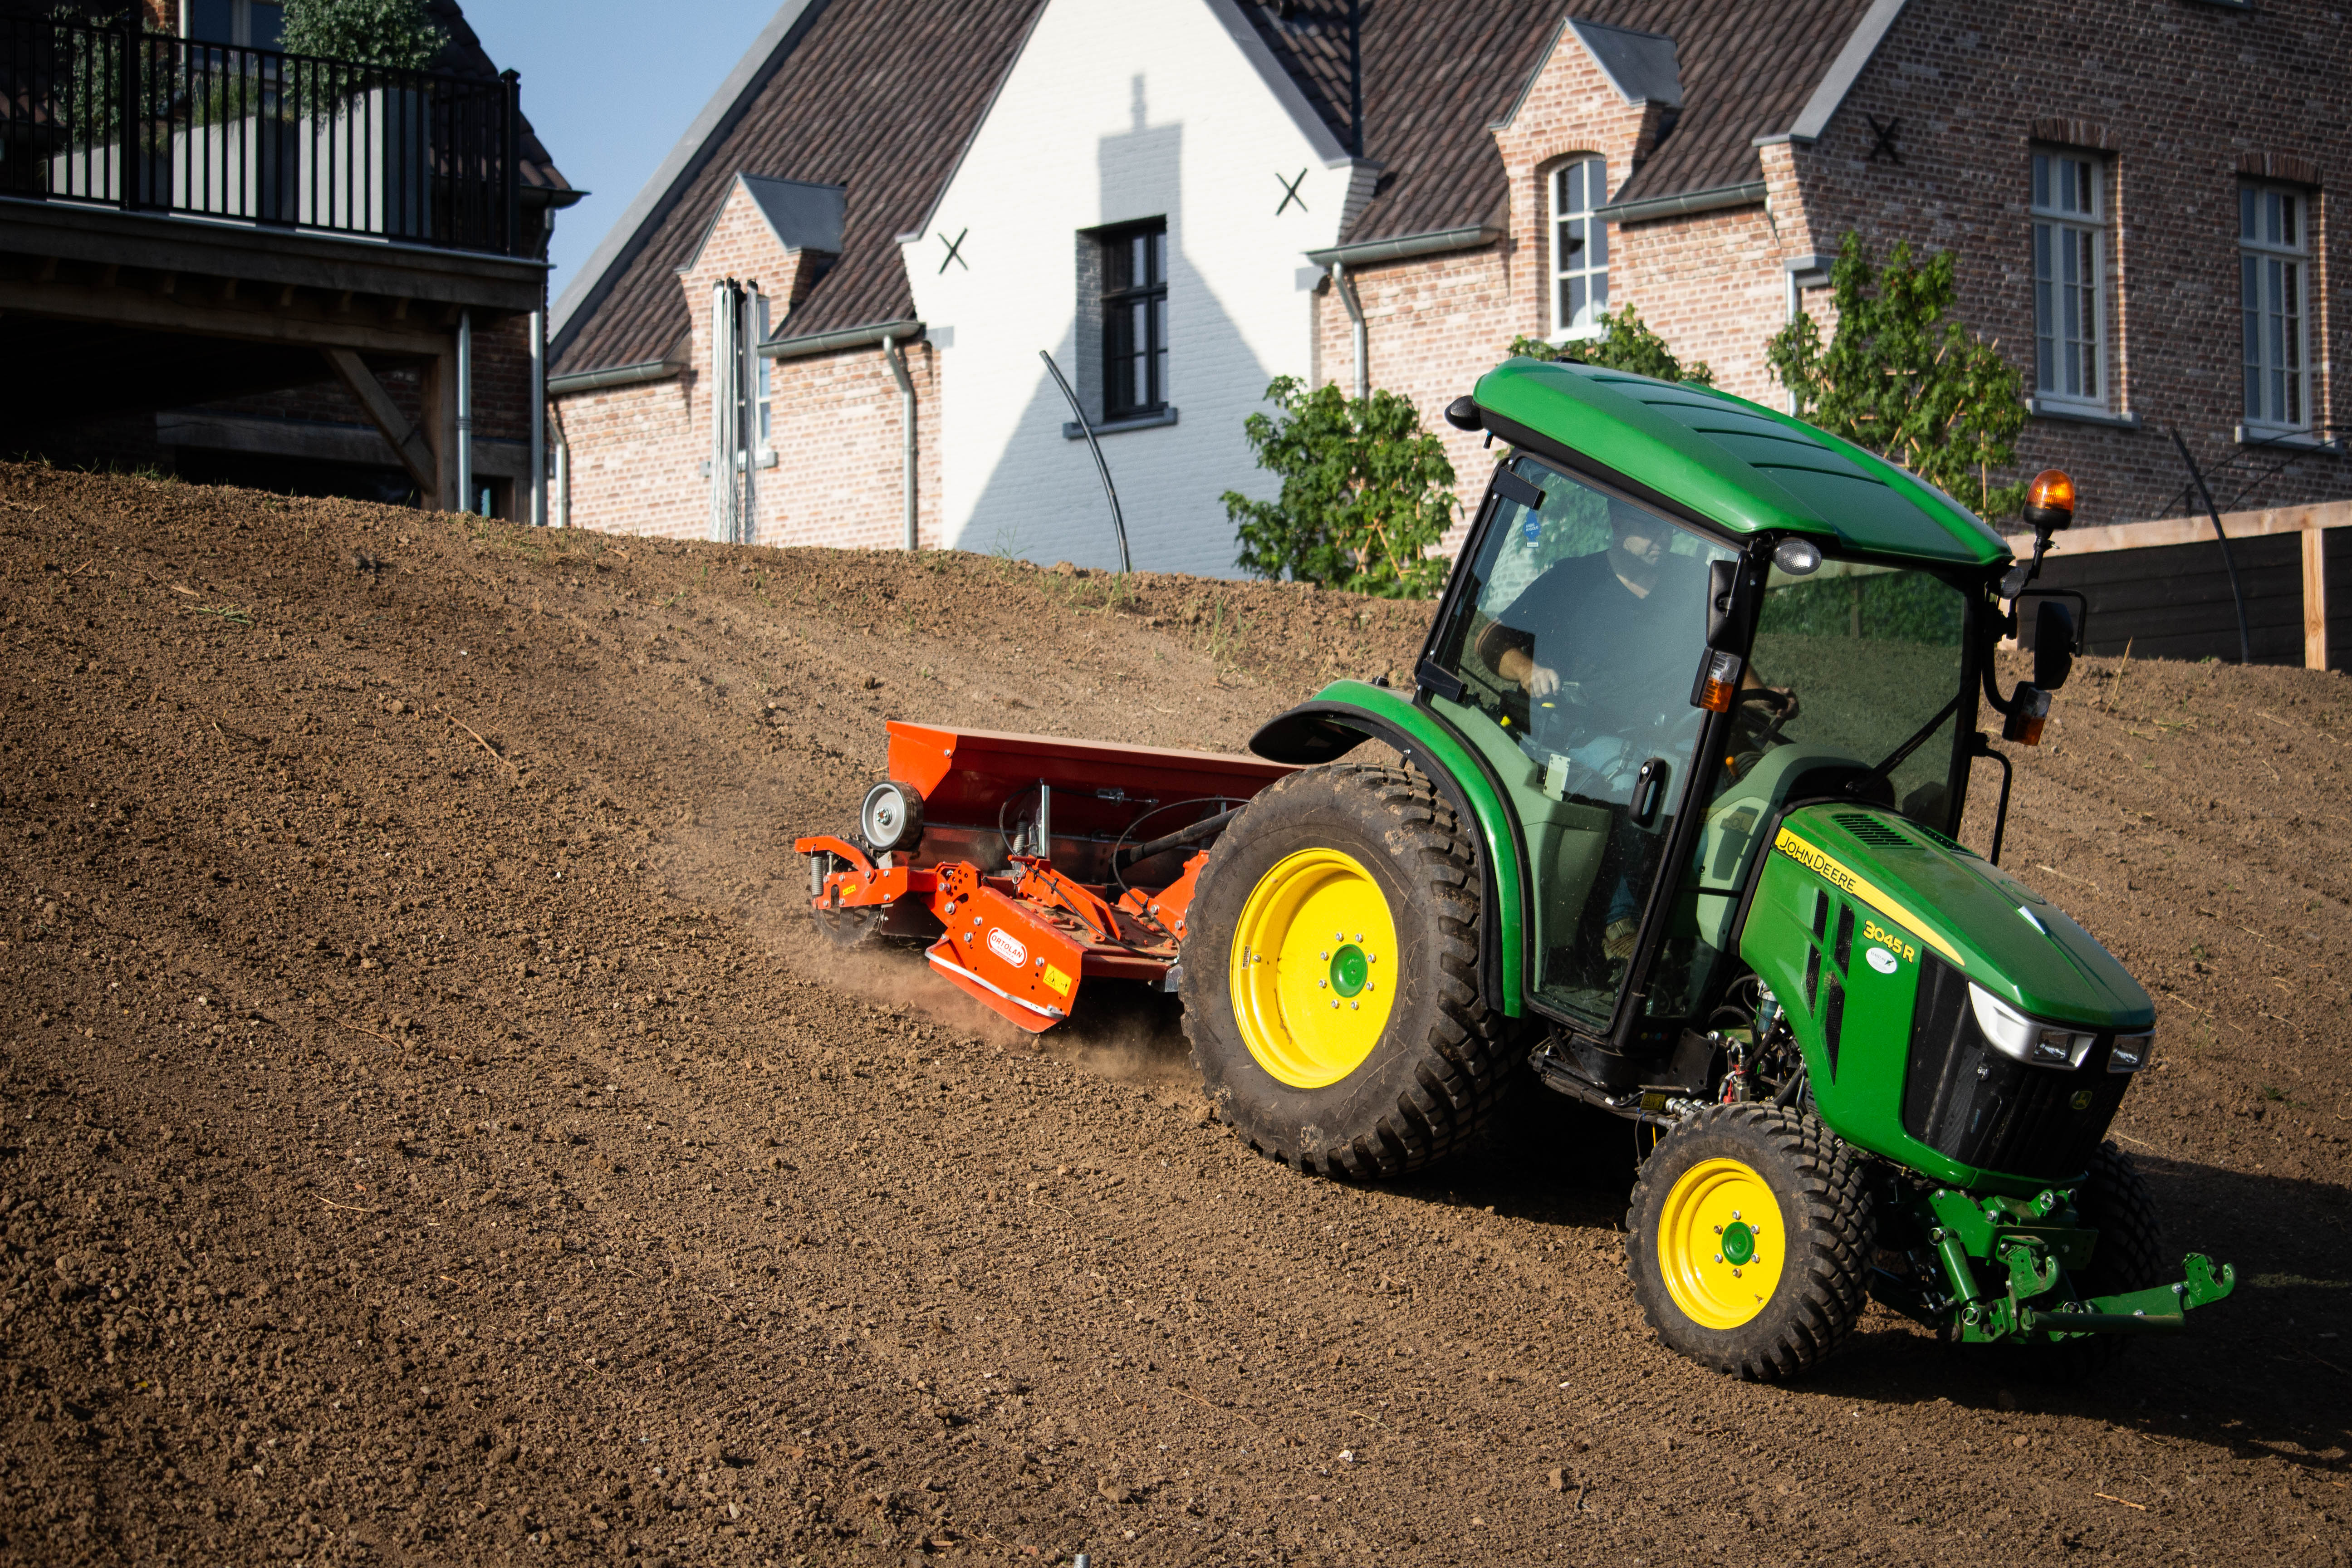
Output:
[{"xmin": 1184, "ymin": 356, "xmax": 2234, "ymax": 1379}]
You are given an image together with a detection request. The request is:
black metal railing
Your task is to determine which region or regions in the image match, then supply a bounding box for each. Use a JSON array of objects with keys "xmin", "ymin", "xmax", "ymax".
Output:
[{"xmin": 0, "ymin": 15, "xmax": 521, "ymax": 255}]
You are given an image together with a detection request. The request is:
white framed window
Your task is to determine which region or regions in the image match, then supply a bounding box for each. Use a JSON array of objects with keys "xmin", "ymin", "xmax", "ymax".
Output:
[
  {"xmin": 2240, "ymin": 183, "xmax": 2309, "ymax": 431},
  {"xmin": 1550, "ymin": 156, "xmax": 1609, "ymax": 339},
  {"xmin": 2031, "ymin": 151, "xmax": 2106, "ymax": 407}
]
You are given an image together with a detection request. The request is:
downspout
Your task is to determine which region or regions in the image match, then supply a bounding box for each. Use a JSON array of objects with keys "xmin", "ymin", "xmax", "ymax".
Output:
[
  {"xmin": 456, "ymin": 309, "xmax": 474, "ymax": 514},
  {"xmin": 528, "ymin": 305, "xmax": 545, "ymax": 525},
  {"xmin": 1330, "ymin": 260, "xmax": 1367, "ymax": 402},
  {"xmin": 1784, "ymin": 271, "xmax": 1801, "ymax": 417},
  {"xmin": 881, "ymin": 330, "xmax": 916, "ymax": 551},
  {"xmin": 551, "ymin": 406, "xmax": 571, "ymax": 530}
]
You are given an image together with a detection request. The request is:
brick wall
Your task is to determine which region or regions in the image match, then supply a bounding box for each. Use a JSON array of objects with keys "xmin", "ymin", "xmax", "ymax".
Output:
[
  {"xmin": 1781, "ymin": 0, "xmax": 2352, "ymax": 528},
  {"xmin": 559, "ymin": 177, "xmax": 942, "ymax": 549}
]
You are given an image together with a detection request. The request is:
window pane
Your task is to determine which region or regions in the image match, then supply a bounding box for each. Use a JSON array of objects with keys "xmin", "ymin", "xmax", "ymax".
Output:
[
  {"xmin": 1591, "ymin": 269, "xmax": 1607, "ymax": 312},
  {"xmin": 2033, "ymin": 153, "xmax": 2049, "ymax": 210},
  {"xmin": 1566, "ymin": 161, "xmax": 1585, "ymax": 214},
  {"xmin": 2242, "ymin": 254, "xmax": 2262, "ymax": 420},
  {"xmin": 2073, "ymin": 158, "xmax": 2091, "ymax": 215},
  {"xmin": 1567, "ymin": 275, "xmax": 1586, "ymax": 325},
  {"xmin": 1588, "ymin": 210, "xmax": 1607, "ymax": 267},
  {"xmin": 2240, "ymin": 187, "xmax": 2257, "ymax": 241},
  {"xmin": 2281, "ymin": 194, "xmax": 2298, "ymax": 249}
]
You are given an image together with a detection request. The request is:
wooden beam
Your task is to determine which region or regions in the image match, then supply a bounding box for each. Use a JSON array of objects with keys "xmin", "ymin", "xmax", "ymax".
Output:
[
  {"xmin": 0, "ymin": 278, "xmax": 447, "ymax": 356},
  {"xmin": 2005, "ymin": 498, "xmax": 2352, "ymax": 558},
  {"xmin": 2306, "ymin": 528, "xmax": 2330, "ymax": 671},
  {"xmin": 322, "ymin": 349, "xmax": 438, "ymax": 498}
]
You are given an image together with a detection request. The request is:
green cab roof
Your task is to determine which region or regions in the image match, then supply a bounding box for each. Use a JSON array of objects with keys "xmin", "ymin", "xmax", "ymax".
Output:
[{"xmin": 1472, "ymin": 358, "xmax": 2010, "ymax": 568}]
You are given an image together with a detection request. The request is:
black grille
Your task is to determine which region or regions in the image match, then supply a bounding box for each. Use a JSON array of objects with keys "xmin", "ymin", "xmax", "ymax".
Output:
[{"xmin": 1901, "ymin": 955, "xmax": 2129, "ymax": 1181}]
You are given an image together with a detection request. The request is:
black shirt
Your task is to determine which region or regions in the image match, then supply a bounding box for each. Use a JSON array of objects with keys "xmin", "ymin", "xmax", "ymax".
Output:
[{"xmin": 1475, "ymin": 549, "xmax": 1707, "ymax": 751}]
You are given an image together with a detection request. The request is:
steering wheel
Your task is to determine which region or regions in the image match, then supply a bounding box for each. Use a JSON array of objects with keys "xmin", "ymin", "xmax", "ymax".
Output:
[{"xmin": 1729, "ymin": 684, "xmax": 1796, "ymax": 757}]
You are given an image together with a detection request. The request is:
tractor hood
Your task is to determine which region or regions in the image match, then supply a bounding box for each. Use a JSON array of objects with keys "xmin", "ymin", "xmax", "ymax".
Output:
[{"xmin": 1768, "ymin": 805, "xmax": 2153, "ymax": 1030}]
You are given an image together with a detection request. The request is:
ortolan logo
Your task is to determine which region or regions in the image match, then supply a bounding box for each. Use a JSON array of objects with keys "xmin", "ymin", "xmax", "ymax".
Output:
[{"xmin": 987, "ymin": 927, "xmax": 1029, "ymax": 968}]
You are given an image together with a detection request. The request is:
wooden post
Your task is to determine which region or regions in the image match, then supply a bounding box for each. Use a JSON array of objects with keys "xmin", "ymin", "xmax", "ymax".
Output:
[
  {"xmin": 2306, "ymin": 526, "xmax": 2330, "ymax": 671},
  {"xmin": 423, "ymin": 344, "xmax": 461, "ymax": 512}
]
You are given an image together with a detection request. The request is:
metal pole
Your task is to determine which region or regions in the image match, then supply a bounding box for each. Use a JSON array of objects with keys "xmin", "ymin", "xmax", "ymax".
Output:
[
  {"xmin": 2167, "ymin": 426, "xmax": 2253, "ymax": 665},
  {"xmin": 882, "ymin": 331, "xmax": 917, "ymax": 550},
  {"xmin": 500, "ymin": 69, "xmax": 520, "ymax": 255},
  {"xmin": 528, "ymin": 305, "xmax": 545, "ymax": 525},
  {"xmin": 1038, "ymin": 349, "xmax": 1132, "ymax": 573},
  {"xmin": 456, "ymin": 309, "xmax": 474, "ymax": 515}
]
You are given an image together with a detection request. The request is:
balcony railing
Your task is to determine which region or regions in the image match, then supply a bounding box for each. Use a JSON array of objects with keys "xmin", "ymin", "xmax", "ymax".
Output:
[{"xmin": 0, "ymin": 15, "xmax": 522, "ymax": 255}]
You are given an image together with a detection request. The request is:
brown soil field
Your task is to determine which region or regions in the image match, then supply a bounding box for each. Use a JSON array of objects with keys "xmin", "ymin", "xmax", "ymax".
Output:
[{"xmin": 1, "ymin": 462, "xmax": 2348, "ymax": 1568}]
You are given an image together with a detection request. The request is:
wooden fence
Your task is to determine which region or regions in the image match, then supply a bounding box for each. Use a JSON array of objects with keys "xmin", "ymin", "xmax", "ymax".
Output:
[{"xmin": 2005, "ymin": 499, "xmax": 2350, "ymax": 671}]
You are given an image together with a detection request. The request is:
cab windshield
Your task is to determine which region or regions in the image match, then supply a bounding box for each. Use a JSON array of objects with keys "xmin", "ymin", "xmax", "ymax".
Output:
[
  {"xmin": 1744, "ymin": 558, "xmax": 1971, "ymax": 823},
  {"xmin": 1661, "ymin": 554, "xmax": 1972, "ymax": 1016},
  {"xmin": 1421, "ymin": 453, "xmax": 1976, "ymax": 1033}
]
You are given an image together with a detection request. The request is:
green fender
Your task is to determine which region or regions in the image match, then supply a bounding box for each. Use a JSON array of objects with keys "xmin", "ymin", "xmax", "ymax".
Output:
[{"xmin": 1250, "ymin": 680, "xmax": 1527, "ymax": 1017}]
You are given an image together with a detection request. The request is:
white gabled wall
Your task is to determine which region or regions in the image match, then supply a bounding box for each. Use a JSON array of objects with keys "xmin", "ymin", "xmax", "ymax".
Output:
[{"xmin": 906, "ymin": 0, "xmax": 1357, "ymax": 577}]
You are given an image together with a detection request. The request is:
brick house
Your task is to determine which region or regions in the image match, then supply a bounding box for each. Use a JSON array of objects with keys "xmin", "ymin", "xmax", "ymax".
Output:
[
  {"xmin": 0, "ymin": 0, "xmax": 577, "ymax": 517},
  {"xmin": 548, "ymin": 0, "xmax": 2348, "ymax": 654}
]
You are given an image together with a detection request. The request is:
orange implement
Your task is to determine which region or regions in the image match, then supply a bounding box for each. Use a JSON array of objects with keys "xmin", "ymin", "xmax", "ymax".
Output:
[{"xmin": 793, "ymin": 721, "xmax": 1292, "ymax": 1032}]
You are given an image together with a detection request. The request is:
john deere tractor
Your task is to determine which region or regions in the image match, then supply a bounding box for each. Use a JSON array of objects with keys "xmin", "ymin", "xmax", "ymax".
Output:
[{"xmin": 1181, "ymin": 357, "xmax": 2234, "ymax": 1379}]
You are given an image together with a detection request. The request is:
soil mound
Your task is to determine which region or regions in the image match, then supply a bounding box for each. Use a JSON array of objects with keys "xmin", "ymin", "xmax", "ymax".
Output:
[{"xmin": 3, "ymin": 462, "xmax": 2347, "ymax": 1566}]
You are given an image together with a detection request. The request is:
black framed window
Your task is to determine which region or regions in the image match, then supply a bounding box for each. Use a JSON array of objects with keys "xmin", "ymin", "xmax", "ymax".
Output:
[{"xmin": 1101, "ymin": 220, "xmax": 1168, "ymax": 419}]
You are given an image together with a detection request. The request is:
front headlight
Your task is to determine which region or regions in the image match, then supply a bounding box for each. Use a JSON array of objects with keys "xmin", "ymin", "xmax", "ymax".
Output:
[
  {"xmin": 2108, "ymin": 1031, "xmax": 2154, "ymax": 1073},
  {"xmin": 1969, "ymin": 983, "xmax": 2095, "ymax": 1068}
]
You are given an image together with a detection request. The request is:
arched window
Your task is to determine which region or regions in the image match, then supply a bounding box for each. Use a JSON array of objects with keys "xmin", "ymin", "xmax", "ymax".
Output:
[{"xmin": 1551, "ymin": 156, "xmax": 1609, "ymax": 338}]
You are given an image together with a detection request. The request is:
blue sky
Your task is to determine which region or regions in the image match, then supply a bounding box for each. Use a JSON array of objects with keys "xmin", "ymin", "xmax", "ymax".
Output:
[{"xmin": 466, "ymin": 3, "xmax": 767, "ymax": 298}]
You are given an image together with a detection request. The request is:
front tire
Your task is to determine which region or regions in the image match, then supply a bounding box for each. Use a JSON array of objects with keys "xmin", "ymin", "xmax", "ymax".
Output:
[
  {"xmin": 1626, "ymin": 1104, "xmax": 1872, "ymax": 1379},
  {"xmin": 1179, "ymin": 764, "xmax": 1513, "ymax": 1179}
]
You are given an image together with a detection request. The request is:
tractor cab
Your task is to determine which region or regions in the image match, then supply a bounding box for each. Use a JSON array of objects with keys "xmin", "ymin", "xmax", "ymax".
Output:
[{"xmin": 1412, "ymin": 444, "xmax": 1979, "ymax": 1066}]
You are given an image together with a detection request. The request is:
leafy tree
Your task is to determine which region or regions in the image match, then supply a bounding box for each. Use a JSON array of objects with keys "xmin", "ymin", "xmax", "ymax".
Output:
[
  {"xmin": 1765, "ymin": 232, "xmax": 2029, "ymax": 519},
  {"xmin": 1225, "ymin": 376, "xmax": 1457, "ymax": 598},
  {"xmin": 1507, "ymin": 305, "xmax": 1713, "ymax": 386},
  {"xmin": 282, "ymin": 0, "xmax": 446, "ymax": 69}
]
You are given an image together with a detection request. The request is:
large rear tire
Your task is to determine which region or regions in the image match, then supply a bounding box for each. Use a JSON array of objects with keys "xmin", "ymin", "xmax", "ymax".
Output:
[
  {"xmin": 1625, "ymin": 1104, "xmax": 1872, "ymax": 1380},
  {"xmin": 1179, "ymin": 764, "xmax": 1514, "ymax": 1179}
]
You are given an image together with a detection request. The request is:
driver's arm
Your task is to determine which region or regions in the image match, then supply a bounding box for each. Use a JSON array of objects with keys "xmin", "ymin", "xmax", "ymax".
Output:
[
  {"xmin": 1493, "ymin": 644, "xmax": 1558, "ymax": 697},
  {"xmin": 1740, "ymin": 663, "xmax": 1798, "ymax": 720}
]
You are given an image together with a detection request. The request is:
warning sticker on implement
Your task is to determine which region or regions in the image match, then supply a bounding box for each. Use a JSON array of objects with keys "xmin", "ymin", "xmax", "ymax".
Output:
[{"xmin": 1041, "ymin": 964, "xmax": 1073, "ymax": 997}]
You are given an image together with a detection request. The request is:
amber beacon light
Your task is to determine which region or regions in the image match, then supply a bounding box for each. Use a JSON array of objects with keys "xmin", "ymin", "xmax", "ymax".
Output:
[{"xmin": 2023, "ymin": 469, "xmax": 2076, "ymax": 529}]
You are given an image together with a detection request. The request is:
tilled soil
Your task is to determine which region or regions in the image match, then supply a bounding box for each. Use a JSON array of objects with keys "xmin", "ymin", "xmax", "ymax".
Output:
[{"xmin": 1, "ymin": 462, "xmax": 2347, "ymax": 1568}]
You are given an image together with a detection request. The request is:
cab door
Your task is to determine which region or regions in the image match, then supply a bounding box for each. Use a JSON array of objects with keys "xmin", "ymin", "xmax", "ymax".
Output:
[{"xmin": 1417, "ymin": 457, "xmax": 1734, "ymax": 1031}]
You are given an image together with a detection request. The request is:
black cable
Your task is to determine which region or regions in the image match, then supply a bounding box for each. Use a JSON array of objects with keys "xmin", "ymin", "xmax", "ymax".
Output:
[{"xmin": 1107, "ymin": 796, "xmax": 1245, "ymax": 896}]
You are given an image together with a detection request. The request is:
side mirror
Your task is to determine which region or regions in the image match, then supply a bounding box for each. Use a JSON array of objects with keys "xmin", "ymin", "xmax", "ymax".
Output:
[
  {"xmin": 2033, "ymin": 599, "xmax": 2076, "ymax": 691},
  {"xmin": 1443, "ymin": 396, "xmax": 1484, "ymax": 432}
]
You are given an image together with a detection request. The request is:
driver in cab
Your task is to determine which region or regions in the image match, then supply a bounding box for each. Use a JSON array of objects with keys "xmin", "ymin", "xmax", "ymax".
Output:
[{"xmin": 1476, "ymin": 501, "xmax": 1792, "ymax": 959}]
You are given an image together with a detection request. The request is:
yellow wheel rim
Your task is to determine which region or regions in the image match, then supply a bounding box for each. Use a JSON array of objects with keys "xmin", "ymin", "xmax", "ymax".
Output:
[
  {"xmin": 1656, "ymin": 1157, "xmax": 1788, "ymax": 1330},
  {"xmin": 1228, "ymin": 848, "xmax": 1400, "ymax": 1089}
]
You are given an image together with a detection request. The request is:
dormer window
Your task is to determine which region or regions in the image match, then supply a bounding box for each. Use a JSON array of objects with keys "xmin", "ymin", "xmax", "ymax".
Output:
[{"xmin": 1550, "ymin": 156, "xmax": 1609, "ymax": 339}]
